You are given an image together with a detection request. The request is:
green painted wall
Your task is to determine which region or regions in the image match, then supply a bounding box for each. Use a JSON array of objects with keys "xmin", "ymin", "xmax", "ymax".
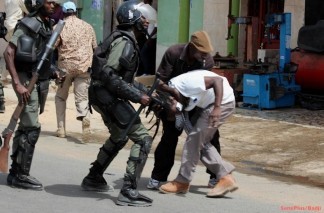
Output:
[
  {"xmin": 178, "ymin": 0, "xmax": 190, "ymax": 43},
  {"xmin": 227, "ymin": 0, "xmax": 240, "ymax": 56},
  {"xmin": 188, "ymin": 0, "xmax": 204, "ymax": 35},
  {"xmin": 78, "ymin": 0, "xmax": 105, "ymax": 42},
  {"xmin": 157, "ymin": 0, "xmax": 181, "ymax": 45},
  {"xmin": 157, "ymin": 0, "xmax": 206, "ymax": 45}
]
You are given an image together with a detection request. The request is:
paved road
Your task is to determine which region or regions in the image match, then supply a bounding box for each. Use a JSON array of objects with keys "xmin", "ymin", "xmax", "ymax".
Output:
[
  {"xmin": 1, "ymin": 77, "xmax": 324, "ymax": 212},
  {"xmin": 0, "ymin": 133, "xmax": 323, "ymax": 213}
]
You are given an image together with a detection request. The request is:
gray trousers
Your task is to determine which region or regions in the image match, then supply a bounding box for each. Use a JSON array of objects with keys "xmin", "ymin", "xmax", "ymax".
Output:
[
  {"xmin": 55, "ymin": 72, "xmax": 90, "ymax": 129},
  {"xmin": 175, "ymin": 101, "xmax": 236, "ymax": 183}
]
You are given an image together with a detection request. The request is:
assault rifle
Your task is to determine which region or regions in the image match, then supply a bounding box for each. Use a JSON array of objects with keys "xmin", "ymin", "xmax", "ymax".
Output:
[
  {"xmin": 0, "ymin": 20, "xmax": 65, "ymax": 173},
  {"xmin": 120, "ymin": 73, "xmax": 160, "ymax": 140}
]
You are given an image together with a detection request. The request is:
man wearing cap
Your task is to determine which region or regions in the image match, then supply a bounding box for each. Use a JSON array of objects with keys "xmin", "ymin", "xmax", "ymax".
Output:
[
  {"xmin": 158, "ymin": 69, "xmax": 238, "ymax": 197},
  {"xmin": 54, "ymin": 1, "xmax": 97, "ymax": 139},
  {"xmin": 147, "ymin": 30, "xmax": 221, "ymax": 190}
]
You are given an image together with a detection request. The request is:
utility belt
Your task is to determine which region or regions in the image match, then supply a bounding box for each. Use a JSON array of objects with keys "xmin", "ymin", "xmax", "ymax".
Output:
[
  {"xmin": 15, "ymin": 70, "xmax": 50, "ymax": 115},
  {"xmin": 90, "ymin": 79, "xmax": 122, "ymax": 109},
  {"xmin": 16, "ymin": 62, "xmax": 52, "ymax": 80},
  {"xmin": 89, "ymin": 79, "xmax": 140, "ymax": 128}
]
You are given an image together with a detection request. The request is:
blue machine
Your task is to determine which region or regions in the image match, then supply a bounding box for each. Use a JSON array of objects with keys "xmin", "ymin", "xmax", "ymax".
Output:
[{"xmin": 242, "ymin": 13, "xmax": 301, "ymax": 109}]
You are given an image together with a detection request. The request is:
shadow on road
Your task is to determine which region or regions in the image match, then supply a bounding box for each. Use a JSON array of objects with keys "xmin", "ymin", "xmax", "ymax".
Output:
[
  {"xmin": 45, "ymin": 184, "xmax": 115, "ymax": 201},
  {"xmin": 41, "ymin": 130, "xmax": 85, "ymax": 144}
]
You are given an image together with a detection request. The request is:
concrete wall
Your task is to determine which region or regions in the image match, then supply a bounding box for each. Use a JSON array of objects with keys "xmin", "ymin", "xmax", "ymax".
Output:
[
  {"xmin": 202, "ymin": 0, "xmax": 228, "ymax": 56},
  {"xmin": 284, "ymin": 0, "xmax": 305, "ymax": 49}
]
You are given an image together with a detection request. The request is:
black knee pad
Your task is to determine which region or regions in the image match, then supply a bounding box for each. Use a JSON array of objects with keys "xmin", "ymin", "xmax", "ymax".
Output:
[
  {"xmin": 136, "ymin": 136, "xmax": 153, "ymax": 155},
  {"xmin": 129, "ymin": 136, "xmax": 153, "ymax": 164},
  {"xmin": 27, "ymin": 128, "xmax": 41, "ymax": 146}
]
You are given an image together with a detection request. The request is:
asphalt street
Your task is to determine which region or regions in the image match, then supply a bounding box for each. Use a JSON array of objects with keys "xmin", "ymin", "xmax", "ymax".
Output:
[
  {"xmin": 0, "ymin": 76, "xmax": 323, "ymax": 212},
  {"xmin": 0, "ymin": 134, "xmax": 323, "ymax": 213}
]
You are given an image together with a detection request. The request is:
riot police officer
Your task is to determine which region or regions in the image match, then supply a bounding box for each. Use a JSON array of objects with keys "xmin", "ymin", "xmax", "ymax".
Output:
[
  {"xmin": 81, "ymin": 1, "xmax": 154, "ymax": 207},
  {"xmin": 3, "ymin": 0, "xmax": 56, "ymax": 190}
]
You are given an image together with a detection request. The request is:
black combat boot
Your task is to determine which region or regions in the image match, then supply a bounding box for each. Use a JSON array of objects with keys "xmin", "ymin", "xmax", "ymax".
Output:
[
  {"xmin": 7, "ymin": 171, "xmax": 43, "ymax": 190},
  {"xmin": 7, "ymin": 129, "xmax": 42, "ymax": 190},
  {"xmin": 116, "ymin": 174, "xmax": 153, "ymax": 207},
  {"xmin": 81, "ymin": 161, "xmax": 113, "ymax": 192},
  {"xmin": 82, "ymin": 139, "xmax": 127, "ymax": 191}
]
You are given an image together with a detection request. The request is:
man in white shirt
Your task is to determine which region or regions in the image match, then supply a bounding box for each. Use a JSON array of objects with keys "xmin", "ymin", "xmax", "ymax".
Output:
[{"xmin": 159, "ymin": 70, "xmax": 239, "ymax": 198}]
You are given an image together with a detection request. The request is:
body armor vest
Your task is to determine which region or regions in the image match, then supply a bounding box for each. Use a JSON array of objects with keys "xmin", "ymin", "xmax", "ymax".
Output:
[
  {"xmin": 14, "ymin": 16, "xmax": 53, "ymax": 80},
  {"xmin": 91, "ymin": 29, "xmax": 139, "ymax": 83}
]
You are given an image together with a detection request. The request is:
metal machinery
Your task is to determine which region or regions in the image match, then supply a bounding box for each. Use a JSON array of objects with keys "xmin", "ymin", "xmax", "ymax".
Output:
[
  {"xmin": 291, "ymin": 20, "xmax": 324, "ymax": 110},
  {"xmin": 212, "ymin": 15, "xmax": 259, "ymax": 103},
  {"xmin": 212, "ymin": 15, "xmax": 255, "ymax": 102},
  {"xmin": 241, "ymin": 13, "xmax": 301, "ymax": 109},
  {"xmin": 212, "ymin": 52, "xmax": 245, "ymax": 101}
]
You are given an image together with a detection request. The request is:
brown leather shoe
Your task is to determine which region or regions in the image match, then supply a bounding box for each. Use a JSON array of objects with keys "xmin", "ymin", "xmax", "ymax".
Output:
[
  {"xmin": 206, "ymin": 174, "xmax": 238, "ymax": 197},
  {"xmin": 159, "ymin": 181, "xmax": 190, "ymax": 194}
]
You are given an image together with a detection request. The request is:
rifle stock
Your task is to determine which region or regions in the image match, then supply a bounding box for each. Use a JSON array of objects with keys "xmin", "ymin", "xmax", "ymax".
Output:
[{"xmin": 0, "ymin": 20, "xmax": 65, "ymax": 173}]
